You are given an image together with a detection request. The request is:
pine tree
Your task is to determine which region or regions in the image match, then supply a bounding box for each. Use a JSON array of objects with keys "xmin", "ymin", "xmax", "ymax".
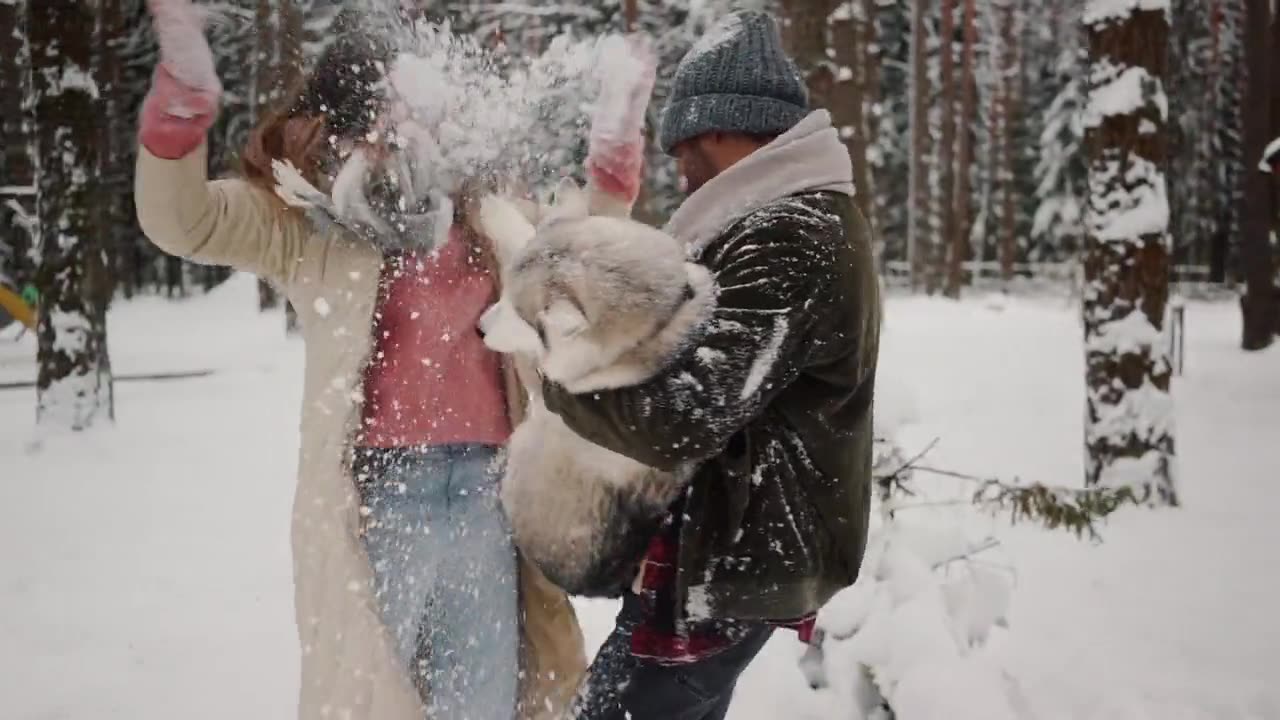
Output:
[
  {"xmin": 944, "ymin": 0, "xmax": 976, "ymax": 296},
  {"xmin": 0, "ymin": 0, "xmax": 37, "ymax": 289},
  {"xmin": 994, "ymin": 0, "xmax": 1022, "ymax": 284},
  {"xmin": 778, "ymin": 0, "xmax": 880, "ymax": 231},
  {"xmin": 1081, "ymin": 0, "xmax": 1175, "ymax": 504},
  {"xmin": 30, "ymin": 0, "xmax": 114, "ymax": 428},
  {"xmin": 855, "ymin": 0, "xmax": 881, "ymax": 238},
  {"xmin": 908, "ymin": 0, "xmax": 931, "ymax": 288},
  {"xmin": 1207, "ymin": 0, "xmax": 1244, "ymax": 282},
  {"xmin": 777, "ymin": 0, "xmax": 838, "ymax": 106},
  {"xmin": 1164, "ymin": 0, "xmax": 1205, "ymax": 272},
  {"xmin": 935, "ymin": 0, "xmax": 958, "ymax": 292},
  {"xmin": 873, "ymin": 1, "xmax": 912, "ymax": 268},
  {"xmin": 253, "ymin": 0, "xmax": 290, "ymax": 312},
  {"xmin": 95, "ymin": 0, "xmax": 127, "ymax": 304},
  {"xmin": 1030, "ymin": 0, "xmax": 1086, "ymax": 266}
]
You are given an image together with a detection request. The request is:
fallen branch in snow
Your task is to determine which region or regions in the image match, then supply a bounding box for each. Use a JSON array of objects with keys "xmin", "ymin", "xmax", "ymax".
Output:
[
  {"xmin": 876, "ymin": 439, "xmax": 1139, "ymax": 541},
  {"xmin": 967, "ymin": 475, "xmax": 1137, "ymax": 541},
  {"xmin": 873, "ymin": 435, "xmax": 935, "ymax": 503},
  {"xmin": 812, "ymin": 436, "xmax": 1133, "ymax": 716},
  {"xmin": 0, "ymin": 370, "xmax": 215, "ymax": 391}
]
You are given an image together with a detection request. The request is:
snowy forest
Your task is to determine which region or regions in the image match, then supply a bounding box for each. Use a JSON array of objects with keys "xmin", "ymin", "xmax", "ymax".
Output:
[
  {"xmin": 4, "ymin": 0, "xmax": 1279, "ymax": 295},
  {"xmin": 2, "ymin": 0, "xmax": 1280, "ymax": 718}
]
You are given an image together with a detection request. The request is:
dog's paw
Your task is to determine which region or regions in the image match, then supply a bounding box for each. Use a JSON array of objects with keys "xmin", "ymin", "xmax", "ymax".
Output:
[{"xmin": 477, "ymin": 195, "xmax": 536, "ymax": 267}]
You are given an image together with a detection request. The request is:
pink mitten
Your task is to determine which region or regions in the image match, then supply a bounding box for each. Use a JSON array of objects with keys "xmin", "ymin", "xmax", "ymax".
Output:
[
  {"xmin": 139, "ymin": 0, "xmax": 221, "ymax": 159},
  {"xmin": 586, "ymin": 33, "xmax": 657, "ymax": 204},
  {"xmin": 139, "ymin": 65, "xmax": 220, "ymax": 160}
]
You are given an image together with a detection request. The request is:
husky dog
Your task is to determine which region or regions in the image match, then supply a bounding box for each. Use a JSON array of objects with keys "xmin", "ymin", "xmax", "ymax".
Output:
[{"xmin": 476, "ymin": 183, "xmax": 716, "ymax": 597}]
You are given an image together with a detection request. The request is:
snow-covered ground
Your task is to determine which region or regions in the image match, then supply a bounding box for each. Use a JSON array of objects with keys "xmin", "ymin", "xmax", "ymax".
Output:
[{"xmin": 2, "ymin": 276, "xmax": 1277, "ymax": 719}]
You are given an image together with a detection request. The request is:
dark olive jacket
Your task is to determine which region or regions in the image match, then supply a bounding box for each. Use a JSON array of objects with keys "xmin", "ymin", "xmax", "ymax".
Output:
[{"xmin": 545, "ymin": 190, "xmax": 881, "ymax": 622}]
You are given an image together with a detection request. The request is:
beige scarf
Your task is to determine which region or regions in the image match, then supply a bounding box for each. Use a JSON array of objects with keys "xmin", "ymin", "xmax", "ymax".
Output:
[{"xmin": 664, "ymin": 110, "xmax": 856, "ymax": 258}]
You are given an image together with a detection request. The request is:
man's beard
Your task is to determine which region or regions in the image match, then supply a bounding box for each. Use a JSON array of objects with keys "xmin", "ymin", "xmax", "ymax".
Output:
[{"xmin": 680, "ymin": 145, "xmax": 718, "ymax": 194}]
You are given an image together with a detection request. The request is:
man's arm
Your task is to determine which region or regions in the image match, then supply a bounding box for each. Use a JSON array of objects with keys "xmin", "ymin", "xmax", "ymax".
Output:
[{"xmin": 543, "ymin": 208, "xmax": 838, "ymax": 471}]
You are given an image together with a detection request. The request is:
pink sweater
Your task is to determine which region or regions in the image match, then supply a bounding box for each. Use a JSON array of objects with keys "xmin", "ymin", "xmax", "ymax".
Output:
[{"xmin": 359, "ymin": 226, "xmax": 511, "ymax": 448}]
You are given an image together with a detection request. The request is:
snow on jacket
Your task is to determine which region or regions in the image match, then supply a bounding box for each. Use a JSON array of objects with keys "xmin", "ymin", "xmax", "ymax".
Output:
[
  {"xmin": 544, "ymin": 111, "xmax": 882, "ymax": 623},
  {"xmin": 134, "ymin": 142, "xmax": 586, "ymax": 720}
]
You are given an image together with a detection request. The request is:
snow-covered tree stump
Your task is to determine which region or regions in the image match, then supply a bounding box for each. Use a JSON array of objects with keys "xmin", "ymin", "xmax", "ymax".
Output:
[{"xmin": 1080, "ymin": 0, "xmax": 1176, "ymax": 504}]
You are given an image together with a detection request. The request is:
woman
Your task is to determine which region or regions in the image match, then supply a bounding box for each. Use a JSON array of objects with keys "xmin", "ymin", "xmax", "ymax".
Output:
[{"xmin": 135, "ymin": 2, "xmax": 648, "ymax": 718}]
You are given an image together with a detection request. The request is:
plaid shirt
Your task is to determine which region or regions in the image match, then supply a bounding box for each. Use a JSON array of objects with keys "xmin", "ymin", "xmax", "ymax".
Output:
[{"xmin": 630, "ymin": 515, "xmax": 815, "ymax": 665}]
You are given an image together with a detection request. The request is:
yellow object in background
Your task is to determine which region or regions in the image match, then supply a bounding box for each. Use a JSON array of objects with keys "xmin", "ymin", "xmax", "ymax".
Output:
[{"xmin": 0, "ymin": 284, "xmax": 36, "ymax": 330}]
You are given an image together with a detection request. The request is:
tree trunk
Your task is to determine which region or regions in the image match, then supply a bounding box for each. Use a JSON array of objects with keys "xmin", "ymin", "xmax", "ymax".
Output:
[
  {"xmin": 1272, "ymin": 6, "xmax": 1280, "ymax": 160},
  {"xmin": 0, "ymin": 0, "xmax": 36, "ymax": 288},
  {"xmin": 908, "ymin": 0, "xmax": 931, "ymax": 289},
  {"xmin": 997, "ymin": 0, "xmax": 1020, "ymax": 284},
  {"xmin": 860, "ymin": 0, "xmax": 882, "ymax": 238},
  {"xmin": 780, "ymin": 0, "xmax": 875, "ymax": 238},
  {"xmin": 1240, "ymin": 0, "xmax": 1276, "ymax": 349},
  {"xmin": 95, "ymin": 0, "xmax": 125, "ymax": 305},
  {"xmin": 1208, "ymin": 0, "xmax": 1243, "ymax": 284},
  {"xmin": 984, "ymin": 4, "xmax": 1004, "ymax": 276},
  {"xmin": 253, "ymin": 0, "xmax": 297, "ymax": 324},
  {"xmin": 0, "ymin": 0, "xmax": 34, "ymax": 192},
  {"xmin": 1081, "ymin": 2, "xmax": 1176, "ymax": 504},
  {"xmin": 31, "ymin": 0, "xmax": 114, "ymax": 429},
  {"xmin": 1274, "ymin": 8, "xmax": 1280, "ymax": 339},
  {"xmin": 279, "ymin": 0, "xmax": 304, "ymax": 93},
  {"xmin": 1202, "ymin": 0, "xmax": 1224, "ymax": 281},
  {"xmin": 945, "ymin": 0, "xmax": 977, "ymax": 298},
  {"xmin": 829, "ymin": 3, "xmax": 876, "ymax": 230},
  {"xmin": 253, "ymin": 0, "xmax": 280, "ymax": 120},
  {"xmin": 778, "ymin": 0, "xmax": 839, "ymax": 109},
  {"xmin": 936, "ymin": 0, "xmax": 958, "ymax": 294}
]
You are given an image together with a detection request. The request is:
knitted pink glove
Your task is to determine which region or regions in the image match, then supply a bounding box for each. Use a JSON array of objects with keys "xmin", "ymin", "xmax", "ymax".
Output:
[
  {"xmin": 139, "ymin": 66, "xmax": 219, "ymax": 159},
  {"xmin": 586, "ymin": 34, "xmax": 656, "ymax": 204},
  {"xmin": 138, "ymin": 0, "xmax": 221, "ymax": 160}
]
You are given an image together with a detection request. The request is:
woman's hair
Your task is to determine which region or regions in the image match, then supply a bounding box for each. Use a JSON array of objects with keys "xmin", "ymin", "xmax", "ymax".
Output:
[{"xmin": 241, "ymin": 9, "xmax": 392, "ymax": 191}]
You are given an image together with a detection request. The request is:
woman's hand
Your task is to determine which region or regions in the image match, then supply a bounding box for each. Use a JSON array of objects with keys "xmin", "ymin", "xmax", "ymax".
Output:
[
  {"xmin": 586, "ymin": 33, "xmax": 657, "ymax": 205},
  {"xmin": 139, "ymin": 0, "xmax": 221, "ymax": 160},
  {"xmin": 147, "ymin": 0, "xmax": 220, "ymax": 92}
]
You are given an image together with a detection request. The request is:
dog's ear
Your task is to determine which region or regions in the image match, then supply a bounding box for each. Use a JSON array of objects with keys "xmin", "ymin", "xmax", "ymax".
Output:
[
  {"xmin": 476, "ymin": 195, "xmax": 536, "ymax": 269},
  {"xmin": 544, "ymin": 178, "xmax": 590, "ymax": 223}
]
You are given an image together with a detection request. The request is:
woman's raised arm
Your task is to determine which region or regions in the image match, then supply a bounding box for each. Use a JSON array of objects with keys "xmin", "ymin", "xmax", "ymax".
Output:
[{"xmin": 134, "ymin": 0, "xmax": 311, "ymax": 286}]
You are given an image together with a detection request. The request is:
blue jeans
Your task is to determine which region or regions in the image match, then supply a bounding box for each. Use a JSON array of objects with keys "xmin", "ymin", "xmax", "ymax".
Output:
[{"xmin": 355, "ymin": 444, "xmax": 518, "ymax": 720}]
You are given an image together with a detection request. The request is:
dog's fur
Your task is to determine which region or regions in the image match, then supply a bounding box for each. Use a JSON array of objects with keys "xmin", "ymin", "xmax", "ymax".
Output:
[{"xmin": 477, "ymin": 183, "xmax": 715, "ymax": 597}]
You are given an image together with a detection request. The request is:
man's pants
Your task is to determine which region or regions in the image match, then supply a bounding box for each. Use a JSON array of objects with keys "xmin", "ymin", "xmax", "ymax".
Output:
[{"xmin": 570, "ymin": 594, "xmax": 773, "ymax": 720}]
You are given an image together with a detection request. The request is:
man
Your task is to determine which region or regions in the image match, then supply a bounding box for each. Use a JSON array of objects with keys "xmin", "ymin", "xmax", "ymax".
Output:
[{"xmin": 544, "ymin": 11, "xmax": 881, "ymax": 720}]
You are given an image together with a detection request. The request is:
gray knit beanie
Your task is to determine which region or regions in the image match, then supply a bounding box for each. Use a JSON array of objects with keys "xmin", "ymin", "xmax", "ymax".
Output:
[{"xmin": 658, "ymin": 11, "xmax": 809, "ymax": 155}]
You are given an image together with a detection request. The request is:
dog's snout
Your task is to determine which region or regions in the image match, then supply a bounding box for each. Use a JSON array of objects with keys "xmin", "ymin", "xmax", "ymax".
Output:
[{"xmin": 477, "ymin": 303, "xmax": 500, "ymax": 337}]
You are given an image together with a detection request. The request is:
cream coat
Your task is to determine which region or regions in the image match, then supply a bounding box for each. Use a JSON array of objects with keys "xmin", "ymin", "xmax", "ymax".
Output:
[{"xmin": 135, "ymin": 144, "xmax": 586, "ymax": 719}]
